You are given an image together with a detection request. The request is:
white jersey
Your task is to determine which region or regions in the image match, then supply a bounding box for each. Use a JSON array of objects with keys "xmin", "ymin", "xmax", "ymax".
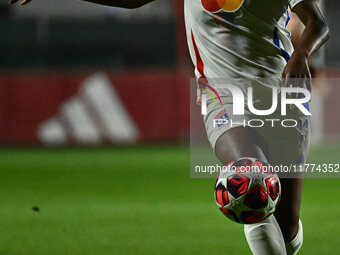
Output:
[{"xmin": 185, "ymin": 0, "xmax": 304, "ymax": 80}]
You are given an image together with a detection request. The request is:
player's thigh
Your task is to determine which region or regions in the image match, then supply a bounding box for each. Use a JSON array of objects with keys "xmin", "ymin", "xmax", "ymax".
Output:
[
  {"xmin": 274, "ymin": 177, "xmax": 304, "ymax": 242},
  {"xmin": 215, "ymin": 126, "xmax": 269, "ymax": 165},
  {"xmin": 204, "ymin": 102, "xmax": 269, "ymax": 164}
]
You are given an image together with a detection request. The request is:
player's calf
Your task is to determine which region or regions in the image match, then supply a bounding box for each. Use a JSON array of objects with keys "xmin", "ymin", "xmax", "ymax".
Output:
[{"xmin": 274, "ymin": 178, "xmax": 304, "ymax": 254}]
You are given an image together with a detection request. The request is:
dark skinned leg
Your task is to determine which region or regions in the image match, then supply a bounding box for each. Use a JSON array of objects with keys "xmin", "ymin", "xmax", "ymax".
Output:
[
  {"xmin": 274, "ymin": 177, "xmax": 304, "ymax": 242},
  {"xmin": 215, "ymin": 126, "xmax": 303, "ymax": 243},
  {"xmin": 215, "ymin": 126, "xmax": 268, "ymax": 165}
]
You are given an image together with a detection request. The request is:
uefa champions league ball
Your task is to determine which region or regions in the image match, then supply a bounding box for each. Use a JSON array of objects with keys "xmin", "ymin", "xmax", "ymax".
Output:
[{"xmin": 214, "ymin": 158, "xmax": 281, "ymax": 224}]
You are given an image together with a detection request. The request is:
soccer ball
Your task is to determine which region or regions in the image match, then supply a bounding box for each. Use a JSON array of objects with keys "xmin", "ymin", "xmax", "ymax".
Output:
[{"xmin": 214, "ymin": 158, "xmax": 281, "ymax": 224}]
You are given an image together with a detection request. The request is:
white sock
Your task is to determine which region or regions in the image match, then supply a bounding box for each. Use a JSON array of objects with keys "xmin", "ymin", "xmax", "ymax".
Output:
[
  {"xmin": 285, "ymin": 219, "xmax": 303, "ymax": 255},
  {"xmin": 244, "ymin": 215, "xmax": 286, "ymax": 255}
]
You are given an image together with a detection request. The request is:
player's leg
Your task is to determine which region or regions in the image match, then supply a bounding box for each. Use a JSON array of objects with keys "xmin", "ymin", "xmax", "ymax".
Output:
[
  {"xmin": 271, "ymin": 115, "xmax": 310, "ymax": 255},
  {"xmin": 215, "ymin": 127, "xmax": 287, "ymax": 255},
  {"xmin": 215, "ymin": 126, "xmax": 268, "ymax": 165},
  {"xmin": 275, "ymin": 178, "xmax": 304, "ymax": 255}
]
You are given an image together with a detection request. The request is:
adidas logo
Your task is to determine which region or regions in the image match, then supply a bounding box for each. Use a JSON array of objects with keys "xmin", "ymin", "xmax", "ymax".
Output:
[{"xmin": 37, "ymin": 73, "xmax": 139, "ymax": 145}]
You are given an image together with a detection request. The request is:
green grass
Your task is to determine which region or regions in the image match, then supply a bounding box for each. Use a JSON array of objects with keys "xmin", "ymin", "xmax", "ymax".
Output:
[{"xmin": 0, "ymin": 145, "xmax": 339, "ymax": 255}]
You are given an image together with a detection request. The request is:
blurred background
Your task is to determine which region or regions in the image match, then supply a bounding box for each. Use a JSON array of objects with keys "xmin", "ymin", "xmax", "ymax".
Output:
[
  {"xmin": 0, "ymin": 1, "xmax": 339, "ymax": 254},
  {"xmin": 0, "ymin": 0, "xmax": 190, "ymax": 146}
]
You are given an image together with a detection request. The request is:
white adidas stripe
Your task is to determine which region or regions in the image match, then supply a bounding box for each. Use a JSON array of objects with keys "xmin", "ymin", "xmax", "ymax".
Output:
[
  {"xmin": 37, "ymin": 117, "xmax": 68, "ymax": 145},
  {"xmin": 60, "ymin": 96, "xmax": 102, "ymax": 144},
  {"xmin": 81, "ymin": 73, "xmax": 139, "ymax": 144}
]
